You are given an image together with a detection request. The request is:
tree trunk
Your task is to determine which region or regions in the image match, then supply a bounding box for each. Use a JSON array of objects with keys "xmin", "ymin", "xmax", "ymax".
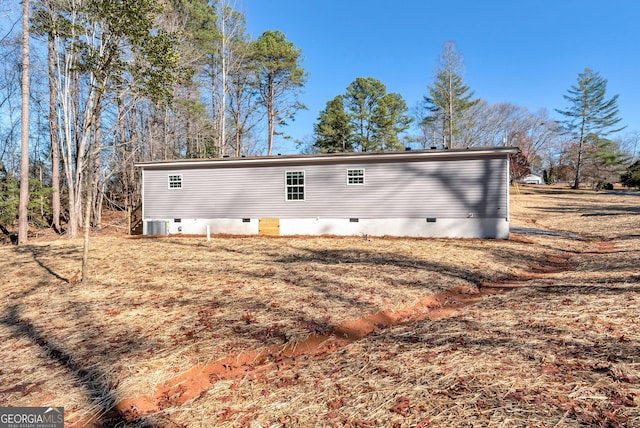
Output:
[
  {"xmin": 81, "ymin": 143, "xmax": 93, "ymax": 282},
  {"xmin": 117, "ymin": 92, "xmax": 132, "ymax": 209},
  {"xmin": 18, "ymin": 0, "xmax": 30, "ymax": 244},
  {"xmin": 235, "ymin": 92, "xmax": 242, "ymax": 158},
  {"xmin": 81, "ymin": 84, "xmax": 105, "ymax": 282},
  {"xmin": 219, "ymin": 0, "xmax": 227, "ymax": 157},
  {"xmin": 235, "ymin": 90, "xmax": 242, "ymax": 156},
  {"xmin": 70, "ymin": 69, "xmax": 83, "ymax": 237},
  {"xmin": 448, "ymin": 73, "xmax": 454, "ymax": 149},
  {"xmin": 573, "ymin": 119, "xmax": 587, "ymax": 189},
  {"xmin": 47, "ymin": 2, "xmax": 61, "ymax": 233},
  {"xmin": 91, "ymin": 115, "xmax": 102, "ymax": 226},
  {"xmin": 165, "ymin": 105, "xmax": 170, "ymax": 160},
  {"xmin": 47, "ymin": 7, "xmax": 60, "ymax": 233},
  {"xmin": 129, "ymin": 97, "xmax": 139, "ymax": 206},
  {"xmin": 573, "ymin": 138, "xmax": 584, "ymax": 189},
  {"xmin": 267, "ymin": 74, "xmax": 274, "ymax": 156}
]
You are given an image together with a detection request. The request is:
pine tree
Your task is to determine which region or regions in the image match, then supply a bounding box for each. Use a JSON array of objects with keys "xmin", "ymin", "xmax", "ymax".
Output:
[
  {"xmin": 342, "ymin": 77, "xmax": 412, "ymax": 152},
  {"xmin": 373, "ymin": 92, "xmax": 413, "ymax": 151},
  {"xmin": 584, "ymin": 135, "xmax": 630, "ymax": 189},
  {"xmin": 621, "ymin": 160, "xmax": 640, "ymax": 189},
  {"xmin": 0, "ymin": 175, "xmax": 20, "ymax": 236},
  {"xmin": 556, "ymin": 68, "xmax": 625, "ymax": 189},
  {"xmin": 253, "ymin": 30, "xmax": 307, "ymax": 155},
  {"xmin": 313, "ymin": 96, "xmax": 354, "ymax": 152},
  {"xmin": 423, "ymin": 41, "xmax": 478, "ymax": 149}
]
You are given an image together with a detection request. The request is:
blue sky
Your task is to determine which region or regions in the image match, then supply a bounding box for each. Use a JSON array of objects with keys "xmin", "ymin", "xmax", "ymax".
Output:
[{"xmin": 242, "ymin": 0, "xmax": 640, "ymax": 154}]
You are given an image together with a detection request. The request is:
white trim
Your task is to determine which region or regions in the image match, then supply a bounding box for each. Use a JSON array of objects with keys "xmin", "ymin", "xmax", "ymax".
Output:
[
  {"xmin": 143, "ymin": 217, "xmax": 510, "ymax": 239},
  {"xmin": 278, "ymin": 218, "xmax": 509, "ymax": 239},
  {"xmin": 346, "ymin": 168, "xmax": 365, "ymax": 185},
  {"xmin": 168, "ymin": 174, "xmax": 182, "ymax": 189},
  {"xmin": 141, "ymin": 169, "xmax": 145, "ymax": 224},
  {"xmin": 506, "ymin": 159, "xmax": 510, "ymax": 221},
  {"xmin": 285, "ymin": 170, "xmax": 305, "ymax": 201}
]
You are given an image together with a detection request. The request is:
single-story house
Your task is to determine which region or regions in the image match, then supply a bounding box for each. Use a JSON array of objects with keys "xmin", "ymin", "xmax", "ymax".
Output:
[
  {"xmin": 521, "ymin": 174, "xmax": 544, "ymax": 185},
  {"xmin": 136, "ymin": 146, "xmax": 519, "ymax": 239}
]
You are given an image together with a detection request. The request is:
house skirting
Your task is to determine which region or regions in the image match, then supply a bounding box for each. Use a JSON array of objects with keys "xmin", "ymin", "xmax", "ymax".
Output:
[{"xmin": 143, "ymin": 217, "xmax": 510, "ymax": 239}]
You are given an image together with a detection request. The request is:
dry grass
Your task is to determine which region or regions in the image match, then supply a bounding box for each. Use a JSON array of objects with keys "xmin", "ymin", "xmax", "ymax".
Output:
[{"xmin": 0, "ymin": 185, "xmax": 638, "ymax": 427}]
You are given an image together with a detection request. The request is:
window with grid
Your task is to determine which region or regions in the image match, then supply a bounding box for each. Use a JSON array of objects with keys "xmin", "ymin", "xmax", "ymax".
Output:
[
  {"xmin": 285, "ymin": 171, "xmax": 305, "ymax": 201},
  {"xmin": 168, "ymin": 174, "xmax": 182, "ymax": 189},
  {"xmin": 347, "ymin": 169, "xmax": 365, "ymax": 185}
]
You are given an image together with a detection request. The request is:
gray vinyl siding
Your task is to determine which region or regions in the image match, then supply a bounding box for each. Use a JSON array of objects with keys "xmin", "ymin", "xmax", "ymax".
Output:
[{"xmin": 142, "ymin": 155, "xmax": 508, "ymax": 220}]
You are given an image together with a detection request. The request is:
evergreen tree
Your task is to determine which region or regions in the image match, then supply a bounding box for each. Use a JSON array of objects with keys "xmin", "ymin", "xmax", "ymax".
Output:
[
  {"xmin": 0, "ymin": 175, "xmax": 19, "ymax": 236},
  {"xmin": 373, "ymin": 92, "xmax": 413, "ymax": 151},
  {"xmin": 344, "ymin": 77, "xmax": 386, "ymax": 152},
  {"xmin": 422, "ymin": 41, "xmax": 478, "ymax": 149},
  {"xmin": 313, "ymin": 95, "xmax": 354, "ymax": 152},
  {"xmin": 555, "ymin": 68, "xmax": 625, "ymax": 189},
  {"xmin": 253, "ymin": 30, "xmax": 307, "ymax": 155},
  {"xmin": 342, "ymin": 77, "xmax": 412, "ymax": 152},
  {"xmin": 1, "ymin": 174, "xmax": 52, "ymax": 237},
  {"xmin": 583, "ymin": 135, "xmax": 630, "ymax": 188},
  {"xmin": 621, "ymin": 160, "xmax": 640, "ymax": 189}
]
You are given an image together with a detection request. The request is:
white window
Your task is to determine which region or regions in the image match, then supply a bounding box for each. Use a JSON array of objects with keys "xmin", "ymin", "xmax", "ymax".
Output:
[
  {"xmin": 347, "ymin": 169, "xmax": 365, "ymax": 185},
  {"xmin": 168, "ymin": 174, "xmax": 182, "ymax": 189},
  {"xmin": 285, "ymin": 171, "xmax": 305, "ymax": 201}
]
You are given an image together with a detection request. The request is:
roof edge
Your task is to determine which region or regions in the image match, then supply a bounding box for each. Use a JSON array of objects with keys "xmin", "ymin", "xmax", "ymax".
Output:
[{"xmin": 135, "ymin": 146, "xmax": 520, "ymax": 168}]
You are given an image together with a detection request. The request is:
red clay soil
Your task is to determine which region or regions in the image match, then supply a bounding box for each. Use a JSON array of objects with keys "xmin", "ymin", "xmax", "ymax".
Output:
[
  {"xmin": 480, "ymin": 240, "xmax": 615, "ymax": 288},
  {"xmin": 105, "ymin": 285, "xmax": 490, "ymax": 425},
  {"xmin": 95, "ymin": 238, "xmax": 615, "ymax": 426}
]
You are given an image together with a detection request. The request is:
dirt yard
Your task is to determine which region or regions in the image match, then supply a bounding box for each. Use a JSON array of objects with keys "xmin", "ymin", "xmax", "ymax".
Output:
[{"xmin": 0, "ymin": 186, "xmax": 638, "ymax": 427}]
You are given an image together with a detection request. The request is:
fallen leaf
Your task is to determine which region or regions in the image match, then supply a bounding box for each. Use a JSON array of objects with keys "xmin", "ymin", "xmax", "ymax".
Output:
[
  {"xmin": 328, "ymin": 397, "xmax": 343, "ymax": 410},
  {"xmin": 391, "ymin": 396, "xmax": 410, "ymax": 415}
]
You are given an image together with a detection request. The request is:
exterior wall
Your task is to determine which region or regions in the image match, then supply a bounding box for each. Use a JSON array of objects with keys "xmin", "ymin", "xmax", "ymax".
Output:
[
  {"xmin": 143, "ymin": 218, "xmax": 259, "ymax": 235},
  {"xmin": 280, "ymin": 217, "xmax": 509, "ymax": 239},
  {"xmin": 142, "ymin": 217, "xmax": 509, "ymax": 239},
  {"xmin": 522, "ymin": 174, "xmax": 543, "ymax": 184},
  {"xmin": 140, "ymin": 149, "xmax": 514, "ymax": 239},
  {"xmin": 142, "ymin": 156, "xmax": 508, "ymax": 219}
]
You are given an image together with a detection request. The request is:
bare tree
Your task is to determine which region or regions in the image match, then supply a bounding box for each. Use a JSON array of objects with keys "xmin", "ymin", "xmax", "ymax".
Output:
[
  {"xmin": 206, "ymin": 0, "xmax": 252, "ymax": 157},
  {"xmin": 216, "ymin": 0, "xmax": 227, "ymax": 155},
  {"xmin": 18, "ymin": 0, "xmax": 30, "ymax": 244},
  {"xmin": 44, "ymin": 0, "xmax": 61, "ymax": 232},
  {"xmin": 619, "ymin": 130, "xmax": 640, "ymax": 161},
  {"xmin": 0, "ymin": 36, "xmax": 26, "ymax": 180},
  {"xmin": 53, "ymin": 4, "xmax": 93, "ymax": 238},
  {"xmin": 227, "ymin": 22, "xmax": 262, "ymax": 156},
  {"xmin": 32, "ymin": 0, "xmax": 63, "ymax": 232}
]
